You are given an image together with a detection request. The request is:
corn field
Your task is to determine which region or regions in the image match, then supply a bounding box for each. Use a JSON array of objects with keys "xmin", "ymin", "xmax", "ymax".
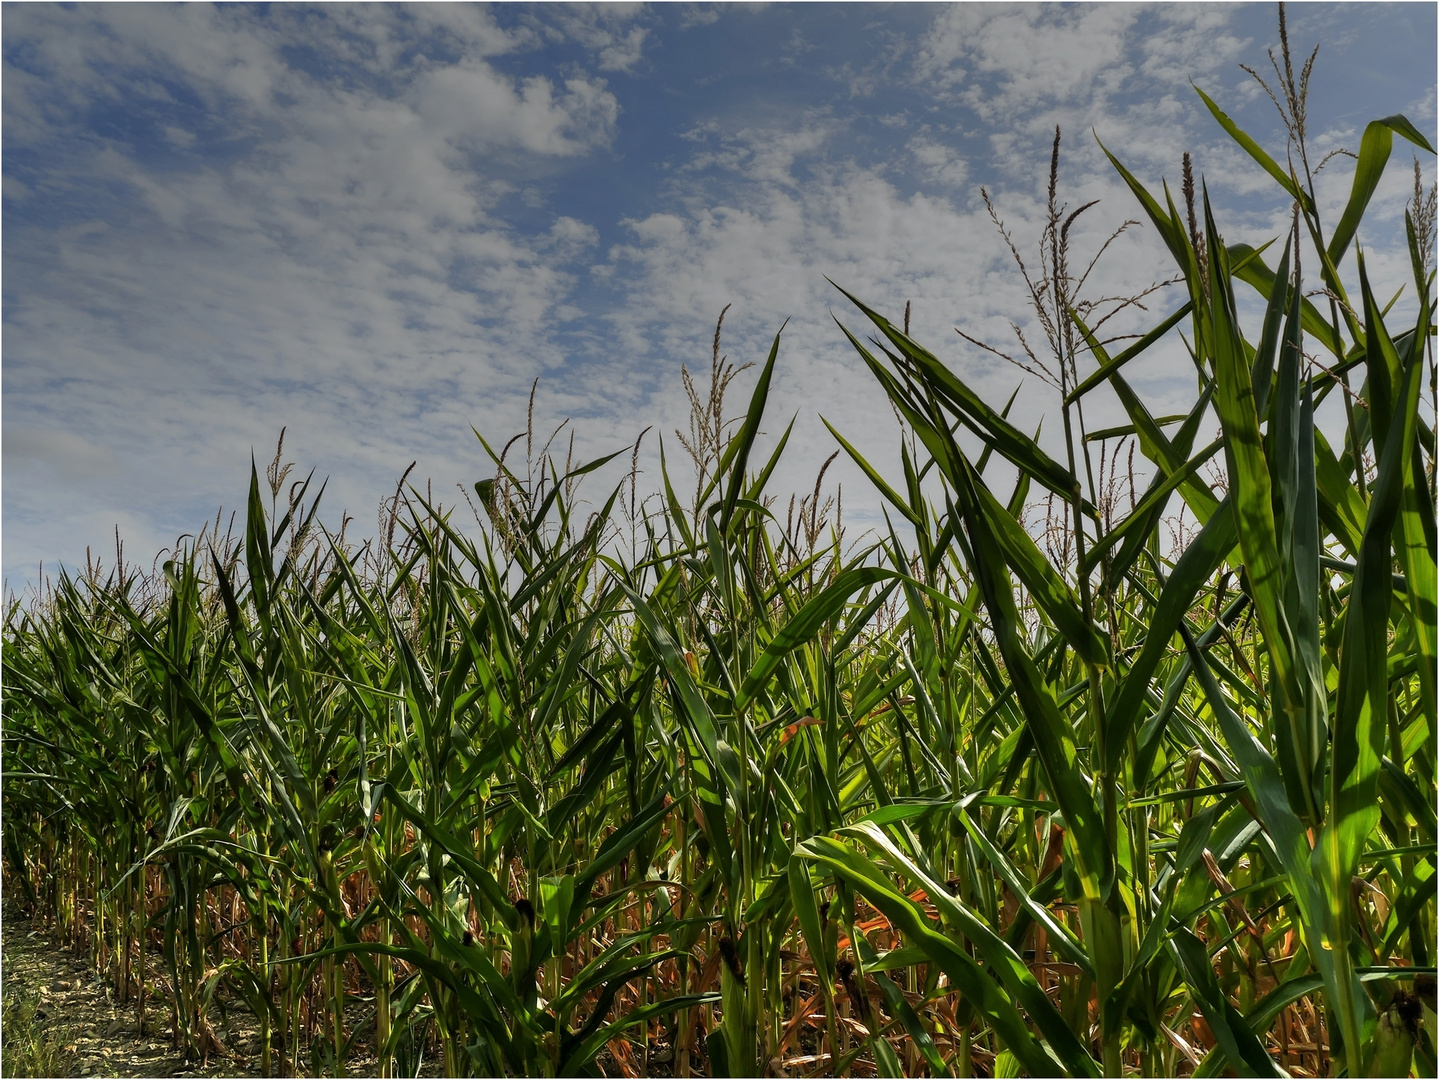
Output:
[{"xmin": 3, "ymin": 18, "xmax": 1436, "ymax": 1079}]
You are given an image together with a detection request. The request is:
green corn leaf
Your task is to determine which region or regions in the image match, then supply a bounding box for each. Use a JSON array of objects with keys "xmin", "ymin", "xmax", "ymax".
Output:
[
  {"xmin": 1082, "ymin": 438, "xmax": 1223, "ymax": 576},
  {"xmin": 299, "ymin": 935, "xmax": 518, "ymax": 1059},
  {"xmin": 1084, "ymin": 415, "xmax": 1189, "ymax": 442},
  {"xmin": 1180, "ymin": 625, "xmax": 1321, "ymax": 919},
  {"xmin": 1193, "ymin": 84, "xmax": 1314, "ymax": 214},
  {"xmin": 1105, "ymin": 367, "xmax": 1220, "ymax": 524},
  {"xmin": 1067, "ymin": 302, "xmax": 1193, "ymax": 404},
  {"xmin": 1250, "ymin": 233, "xmax": 1294, "ymax": 419},
  {"xmin": 1100, "ymin": 384, "xmax": 1215, "ymax": 589},
  {"xmin": 853, "ymin": 934, "xmax": 947, "ymax": 1077},
  {"xmin": 1360, "ymin": 254, "xmax": 1405, "ymax": 451},
  {"xmin": 657, "ymin": 438, "xmax": 695, "ymax": 549},
  {"xmin": 244, "ymin": 462, "xmax": 273, "ymax": 634},
  {"xmin": 1168, "ymin": 926, "xmax": 1285, "ymax": 1077},
  {"xmin": 1379, "ymin": 756, "xmax": 1438, "ymax": 846},
  {"xmin": 1319, "ymin": 312, "xmax": 1427, "ymax": 1074},
  {"xmin": 614, "ymin": 578, "xmax": 728, "ymax": 786},
  {"xmin": 1097, "ymin": 135, "xmax": 1190, "ymax": 268},
  {"xmin": 1106, "ymin": 496, "xmax": 1237, "ymax": 773},
  {"xmin": 954, "ymin": 801, "xmax": 1093, "ymax": 974},
  {"xmin": 1201, "ymin": 189, "xmax": 1308, "ymax": 767},
  {"xmin": 966, "ymin": 467, "xmax": 1110, "ymax": 667},
  {"xmin": 949, "ymin": 453, "xmax": 1112, "ymax": 901},
  {"xmin": 1180, "ymin": 624, "xmax": 1343, "ymax": 1071},
  {"xmin": 869, "ymin": 1030, "xmax": 904, "ymax": 1078},
  {"xmin": 787, "ymin": 853, "xmax": 833, "ymax": 999},
  {"xmin": 719, "ymin": 324, "xmax": 783, "ymax": 532},
  {"xmin": 833, "ymin": 287, "xmax": 1094, "ymax": 515},
  {"xmin": 822, "ymin": 417, "xmax": 923, "ymax": 528},
  {"xmin": 559, "ymin": 993, "xmax": 720, "ymax": 1078},
  {"xmin": 575, "ymin": 790, "xmax": 675, "ymax": 901},
  {"xmin": 737, "ymin": 566, "xmax": 891, "ymax": 710},
  {"xmin": 1269, "ymin": 236, "xmax": 1327, "ymax": 821},
  {"xmin": 1313, "ymin": 429, "xmax": 1368, "ymax": 556},
  {"xmin": 744, "ymin": 413, "xmax": 796, "ymax": 503},
  {"xmin": 1381, "ymin": 859, "xmax": 1437, "ymax": 956},
  {"xmin": 544, "ymin": 734, "xmax": 623, "ymax": 838},
  {"xmin": 1329, "ymin": 115, "xmax": 1437, "ymax": 269},
  {"xmin": 531, "ymin": 599, "xmax": 616, "ymax": 737},
  {"xmin": 380, "ymin": 786, "xmax": 513, "ymax": 919},
  {"xmin": 1400, "ymin": 435, "xmax": 1438, "ymax": 734},
  {"xmin": 1227, "ymin": 244, "xmax": 1346, "ymax": 359},
  {"xmin": 797, "ymin": 834, "xmax": 1083, "ymax": 1077},
  {"xmin": 1190, "ymin": 974, "xmax": 1324, "ymax": 1077},
  {"xmin": 552, "ymin": 929, "xmax": 684, "ymax": 1014},
  {"xmin": 843, "ymin": 821, "xmax": 1102, "ymax": 1075}
]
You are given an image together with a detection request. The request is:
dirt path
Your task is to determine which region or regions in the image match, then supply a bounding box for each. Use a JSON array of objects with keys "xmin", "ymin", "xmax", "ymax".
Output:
[
  {"xmin": 0, "ymin": 908, "xmax": 644, "ymax": 1079},
  {"xmin": 0, "ymin": 907, "xmax": 432, "ymax": 1078},
  {"xmin": 1, "ymin": 913, "xmax": 263, "ymax": 1078}
]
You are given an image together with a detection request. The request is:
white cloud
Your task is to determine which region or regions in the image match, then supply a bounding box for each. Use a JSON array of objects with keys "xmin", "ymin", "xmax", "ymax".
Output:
[
  {"xmin": 411, "ymin": 65, "xmax": 618, "ymax": 156},
  {"xmin": 539, "ymin": 5, "xmax": 653, "ymax": 72},
  {"xmin": 2, "ymin": 3, "xmax": 629, "ymax": 586},
  {"xmin": 4, "ymin": 427, "xmax": 122, "ymax": 483},
  {"xmin": 2, "ymin": 2, "xmax": 1431, "ymax": 591},
  {"xmin": 583, "ymin": 2, "xmax": 1431, "ymax": 544},
  {"xmin": 918, "ymin": 5, "xmax": 1139, "ymax": 114},
  {"xmin": 680, "ymin": 118, "xmax": 837, "ymax": 186},
  {"xmin": 1139, "ymin": 5, "xmax": 1252, "ymax": 85},
  {"xmin": 595, "ymin": 113, "xmax": 1189, "ymax": 533},
  {"xmin": 162, "ymin": 125, "xmax": 198, "ymax": 148},
  {"xmin": 907, "ymin": 134, "xmax": 968, "ymax": 187},
  {"xmin": 599, "ymin": 28, "xmax": 650, "ymax": 73}
]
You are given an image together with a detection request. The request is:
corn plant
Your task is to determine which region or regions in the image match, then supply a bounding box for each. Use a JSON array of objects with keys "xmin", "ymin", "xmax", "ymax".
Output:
[{"xmin": 799, "ymin": 25, "xmax": 1435, "ymax": 1075}]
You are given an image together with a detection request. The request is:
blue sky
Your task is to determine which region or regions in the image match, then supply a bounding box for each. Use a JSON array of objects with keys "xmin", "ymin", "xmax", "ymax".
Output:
[{"xmin": 4, "ymin": 3, "xmax": 1435, "ymax": 590}]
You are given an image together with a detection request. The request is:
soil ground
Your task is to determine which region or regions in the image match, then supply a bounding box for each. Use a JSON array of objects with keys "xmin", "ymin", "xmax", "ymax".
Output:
[
  {"xmin": 0, "ymin": 906, "xmax": 434, "ymax": 1078},
  {"xmin": 1, "ymin": 913, "xmax": 259, "ymax": 1078},
  {"xmin": 0, "ymin": 903, "xmax": 706, "ymax": 1078}
]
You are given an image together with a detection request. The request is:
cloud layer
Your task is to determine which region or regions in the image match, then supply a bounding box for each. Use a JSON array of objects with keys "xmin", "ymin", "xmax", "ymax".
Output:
[{"xmin": 4, "ymin": 3, "xmax": 1435, "ymax": 589}]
